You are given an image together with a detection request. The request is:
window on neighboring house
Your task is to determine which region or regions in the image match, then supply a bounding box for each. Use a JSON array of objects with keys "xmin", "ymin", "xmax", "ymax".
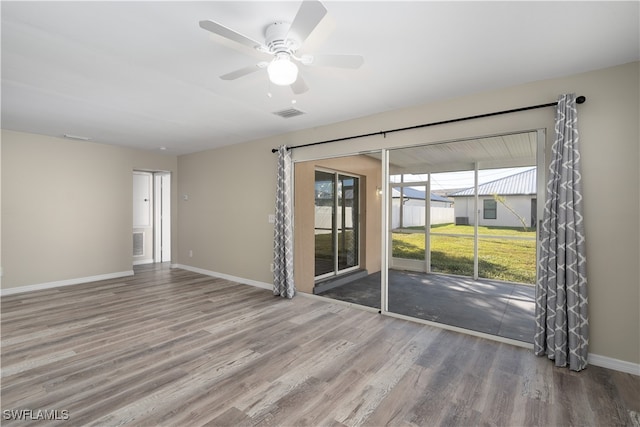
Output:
[{"xmin": 483, "ymin": 199, "xmax": 497, "ymax": 219}]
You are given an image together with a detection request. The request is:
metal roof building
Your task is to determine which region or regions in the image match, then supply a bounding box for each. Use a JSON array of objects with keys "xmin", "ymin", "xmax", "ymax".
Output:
[{"xmin": 448, "ymin": 168, "xmax": 536, "ymax": 197}]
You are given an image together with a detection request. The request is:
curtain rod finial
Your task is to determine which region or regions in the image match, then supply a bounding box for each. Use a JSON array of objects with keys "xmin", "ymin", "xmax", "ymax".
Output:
[
  {"xmin": 576, "ymin": 95, "xmax": 586, "ymax": 104},
  {"xmin": 271, "ymin": 146, "xmax": 292, "ymax": 153}
]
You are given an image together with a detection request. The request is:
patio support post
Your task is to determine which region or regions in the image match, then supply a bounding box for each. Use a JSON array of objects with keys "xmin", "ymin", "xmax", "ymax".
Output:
[
  {"xmin": 399, "ymin": 174, "xmax": 404, "ymax": 229},
  {"xmin": 425, "ymin": 175, "xmax": 431, "ymax": 273},
  {"xmin": 381, "ymin": 149, "xmax": 390, "ymax": 314},
  {"xmin": 473, "ymin": 163, "xmax": 479, "ymax": 280}
]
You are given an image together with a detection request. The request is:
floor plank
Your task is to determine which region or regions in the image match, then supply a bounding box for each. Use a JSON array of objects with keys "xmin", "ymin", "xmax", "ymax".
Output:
[{"xmin": 1, "ymin": 265, "xmax": 638, "ymax": 426}]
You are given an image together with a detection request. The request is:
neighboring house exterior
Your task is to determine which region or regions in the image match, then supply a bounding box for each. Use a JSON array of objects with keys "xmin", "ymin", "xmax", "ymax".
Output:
[
  {"xmin": 448, "ymin": 168, "xmax": 537, "ymax": 228},
  {"xmin": 391, "ymin": 187, "xmax": 454, "ymax": 228}
]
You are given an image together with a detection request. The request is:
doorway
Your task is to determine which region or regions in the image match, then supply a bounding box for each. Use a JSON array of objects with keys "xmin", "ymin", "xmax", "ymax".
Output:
[
  {"xmin": 314, "ymin": 169, "xmax": 361, "ymax": 279},
  {"xmin": 293, "ymin": 154, "xmax": 382, "ymax": 296},
  {"xmin": 133, "ymin": 171, "xmax": 171, "ymax": 265},
  {"xmin": 384, "ymin": 131, "xmax": 543, "ymax": 342},
  {"xmin": 314, "ymin": 130, "xmax": 543, "ymax": 343}
]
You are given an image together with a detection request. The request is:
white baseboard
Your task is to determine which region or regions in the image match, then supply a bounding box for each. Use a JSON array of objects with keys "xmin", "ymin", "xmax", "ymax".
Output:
[
  {"xmin": 133, "ymin": 259, "xmax": 154, "ymax": 266},
  {"xmin": 589, "ymin": 353, "xmax": 640, "ymax": 376},
  {"xmin": 0, "ymin": 270, "xmax": 135, "ymax": 296},
  {"xmin": 173, "ymin": 264, "xmax": 272, "ymax": 291}
]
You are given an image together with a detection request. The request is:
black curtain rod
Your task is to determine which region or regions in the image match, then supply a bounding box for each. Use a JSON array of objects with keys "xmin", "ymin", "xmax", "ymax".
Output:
[{"xmin": 271, "ymin": 95, "xmax": 586, "ymax": 153}]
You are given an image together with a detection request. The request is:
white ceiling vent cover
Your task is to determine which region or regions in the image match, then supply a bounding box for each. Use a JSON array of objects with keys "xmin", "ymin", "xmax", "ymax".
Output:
[{"xmin": 273, "ymin": 108, "xmax": 305, "ymax": 118}]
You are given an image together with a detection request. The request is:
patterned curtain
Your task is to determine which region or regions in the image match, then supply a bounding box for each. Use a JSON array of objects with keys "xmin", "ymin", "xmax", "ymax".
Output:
[
  {"xmin": 273, "ymin": 145, "xmax": 295, "ymax": 298},
  {"xmin": 534, "ymin": 94, "xmax": 588, "ymax": 371}
]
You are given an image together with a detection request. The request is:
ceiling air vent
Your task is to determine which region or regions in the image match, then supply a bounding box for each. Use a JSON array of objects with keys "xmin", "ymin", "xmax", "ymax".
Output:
[{"xmin": 273, "ymin": 108, "xmax": 305, "ymax": 118}]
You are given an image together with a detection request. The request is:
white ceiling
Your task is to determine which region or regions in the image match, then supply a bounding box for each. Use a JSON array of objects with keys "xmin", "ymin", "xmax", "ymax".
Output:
[{"xmin": 2, "ymin": 1, "xmax": 638, "ymax": 155}]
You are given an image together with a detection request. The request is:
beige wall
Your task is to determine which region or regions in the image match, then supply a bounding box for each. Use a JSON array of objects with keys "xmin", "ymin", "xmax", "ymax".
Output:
[
  {"xmin": 177, "ymin": 62, "xmax": 639, "ymax": 366},
  {"xmin": 294, "ymin": 155, "xmax": 382, "ymax": 293},
  {"xmin": 0, "ymin": 136, "xmax": 2, "ymax": 284},
  {"xmin": 1, "ymin": 130, "xmax": 178, "ymax": 288},
  {"xmin": 176, "ymin": 139, "xmax": 278, "ymax": 281}
]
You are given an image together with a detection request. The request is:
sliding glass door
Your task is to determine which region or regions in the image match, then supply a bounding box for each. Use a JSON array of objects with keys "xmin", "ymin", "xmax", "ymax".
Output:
[
  {"xmin": 315, "ymin": 169, "xmax": 360, "ymax": 279},
  {"xmin": 383, "ymin": 131, "xmax": 543, "ymax": 342}
]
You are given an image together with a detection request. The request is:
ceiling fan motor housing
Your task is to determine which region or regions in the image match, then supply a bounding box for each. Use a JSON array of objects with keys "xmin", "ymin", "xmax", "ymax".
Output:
[{"xmin": 265, "ymin": 22, "xmax": 299, "ymax": 55}]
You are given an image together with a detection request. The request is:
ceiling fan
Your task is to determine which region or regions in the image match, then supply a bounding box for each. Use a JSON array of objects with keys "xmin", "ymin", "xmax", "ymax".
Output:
[{"xmin": 199, "ymin": 0, "xmax": 364, "ymax": 94}]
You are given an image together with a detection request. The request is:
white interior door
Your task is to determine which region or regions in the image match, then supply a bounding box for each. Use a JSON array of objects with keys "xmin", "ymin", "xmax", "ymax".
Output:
[{"xmin": 133, "ymin": 171, "xmax": 153, "ymax": 264}]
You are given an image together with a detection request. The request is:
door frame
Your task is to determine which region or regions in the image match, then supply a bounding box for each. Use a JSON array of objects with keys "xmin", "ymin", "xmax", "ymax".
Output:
[
  {"xmin": 382, "ymin": 128, "xmax": 546, "ymax": 312},
  {"xmin": 314, "ymin": 167, "xmax": 362, "ymax": 281},
  {"xmin": 133, "ymin": 170, "xmax": 171, "ymax": 265},
  {"xmin": 153, "ymin": 172, "xmax": 171, "ymax": 263}
]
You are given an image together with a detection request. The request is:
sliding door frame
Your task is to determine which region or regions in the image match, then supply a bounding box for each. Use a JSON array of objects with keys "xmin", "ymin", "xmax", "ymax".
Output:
[
  {"xmin": 314, "ymin": 167, "xmax": 362, "ymax": 281},
  {"xmin": 381, "ymin": 129, "xmax": 546, "ymax": 346}
]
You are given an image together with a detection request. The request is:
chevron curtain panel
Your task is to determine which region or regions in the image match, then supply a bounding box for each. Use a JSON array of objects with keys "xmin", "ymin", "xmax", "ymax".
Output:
[
  {"xmin": 273, "ymin": 145, "xmax": 296, "ymax": 299},
  {"xmin": 534, "ymin": 94, "xmax": 589, "ymax": 371}
]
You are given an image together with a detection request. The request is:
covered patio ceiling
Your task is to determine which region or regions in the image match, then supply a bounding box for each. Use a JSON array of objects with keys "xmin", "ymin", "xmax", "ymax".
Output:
[
  {"xmin": 367, "ymin": 130, "xmax": 539, "ymax": 175},
  {"xmin": 390, "ymin": 131, "xmax": 538, "ymax": 174}
]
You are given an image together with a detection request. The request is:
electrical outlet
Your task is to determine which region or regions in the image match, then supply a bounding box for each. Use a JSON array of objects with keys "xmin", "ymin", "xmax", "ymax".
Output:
[
  {"xmin": 270, "ymin": 263, "xmax": 275, "ymax": 272},
  {"xmin": 268, "ymin": 214, "xmax": 275, "ymax": 224},
  {"xmin": 189, "ymin": 250, "xmax": 193, "ymax": 258}
]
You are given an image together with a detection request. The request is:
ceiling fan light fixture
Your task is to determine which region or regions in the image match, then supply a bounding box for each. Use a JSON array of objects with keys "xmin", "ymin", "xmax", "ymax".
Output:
[{"xmin": 267, "ymin": 55, "xmax": 298, "ymax": 86}]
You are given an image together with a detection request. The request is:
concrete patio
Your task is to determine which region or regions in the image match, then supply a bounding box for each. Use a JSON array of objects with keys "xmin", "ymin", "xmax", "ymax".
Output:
[{"xmin": 318, "ymin": 269, "xmax": 535, "ymax": 343}]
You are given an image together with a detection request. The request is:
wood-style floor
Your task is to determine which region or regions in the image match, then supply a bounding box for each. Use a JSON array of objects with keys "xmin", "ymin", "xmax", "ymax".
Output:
[{"xmin": 2, "ymin": 264, "xmax": 639, "ymax": 426}]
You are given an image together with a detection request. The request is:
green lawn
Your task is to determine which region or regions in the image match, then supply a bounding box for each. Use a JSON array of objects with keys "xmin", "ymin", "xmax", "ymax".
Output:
[
  {"xmin": 393, "ymin": 224, "xmax": 536, "ymax": 284},
  {"xmin": 315, "ymin": 224, "xmax": 537, "ymax": 284}
]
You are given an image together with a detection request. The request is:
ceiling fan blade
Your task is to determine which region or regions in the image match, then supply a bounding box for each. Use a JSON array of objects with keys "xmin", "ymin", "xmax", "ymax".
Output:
[
  {"xmin": 290, "ymin": 74, "xmax": 309, "ymax": 94},
  {"xmin": 287, "ymin": 0, "xmax": 327, "ymax": 46},
  {"xmin": 308, "ymin": 54, "xmax": 364, "ymax": 69},
  {"xmin": 199, "ymin": 20, "xmax": 264, "ymax": 50},
  {"xmin": 220, "ymin": 63, "xmax": 267, "ymax": 80}
]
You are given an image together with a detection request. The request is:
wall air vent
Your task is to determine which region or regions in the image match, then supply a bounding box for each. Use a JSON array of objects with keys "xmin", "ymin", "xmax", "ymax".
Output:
[
  {"xmin": 133, "ymin": 232, "xmax": 144, "ymax": 256},
  {"xmin": 272, "ymin": 108, "xmax": 305, "ymax": 118}
]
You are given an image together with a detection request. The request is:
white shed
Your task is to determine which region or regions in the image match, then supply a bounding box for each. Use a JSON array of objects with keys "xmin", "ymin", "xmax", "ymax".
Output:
[
  {"xmin": 391, "ymin": 187, "xmax": 455, "ymax": 228},
  {"xmin": 448, "ymin": 168, "xmax": 537, "ymax": 228}
]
